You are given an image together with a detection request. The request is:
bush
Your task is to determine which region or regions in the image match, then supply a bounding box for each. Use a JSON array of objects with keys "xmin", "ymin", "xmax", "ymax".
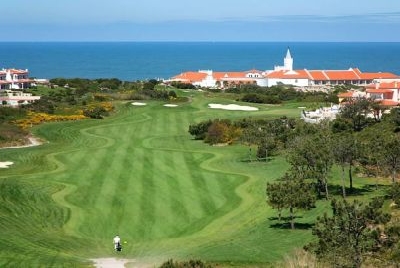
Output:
[
  {"xmin": 159, "ymin": 259, "xmax": 213, "ymax": 268},
  {"xmin": 241, "ymin": 93, "xmax": 281, "ymax": 104},
  {"xmin": 170, "ymin": 82, "xmax": 196, "ymax": 89},
  {"xmin": 27, "ymin": 97, "xmax": 56, "ymax": 114},
  {"xmin": 204, "ymin": 119, "xmax": 242, "ymax": 145},
  {"xmin": 83, "ymin": 106, "xmax": 108, "ymax": 119},
  {"xmin": 188, "ymin": 120, "xmax": 212, "ymax": 140},
  {"xmin": 168, "ymin": 90, "xmax": 177, "ymax": 99},
  {"xmin": 241, "ymin": 93, "xmax": 265, "ymax": 103},
  {"xmin": 0, "ymin": 107, "xmax": 27, "ymax": 122}
]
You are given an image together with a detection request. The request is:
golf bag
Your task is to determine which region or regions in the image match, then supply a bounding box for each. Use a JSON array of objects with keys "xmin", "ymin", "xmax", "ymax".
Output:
[{"xmin": 116, "ymin": 242, "xmax": 122, "ymax": 252}]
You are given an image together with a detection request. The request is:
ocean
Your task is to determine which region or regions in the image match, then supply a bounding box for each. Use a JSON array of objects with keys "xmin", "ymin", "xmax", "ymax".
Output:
[{"xmin": 0, "ymin": 42, "xmax": 399, "ymax": 81}]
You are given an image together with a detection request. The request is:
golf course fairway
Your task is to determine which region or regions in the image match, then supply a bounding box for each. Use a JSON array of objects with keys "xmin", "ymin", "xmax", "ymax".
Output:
[{"xmin": 0, "ymin": 92, "xmax": 315, "ymax": 267}]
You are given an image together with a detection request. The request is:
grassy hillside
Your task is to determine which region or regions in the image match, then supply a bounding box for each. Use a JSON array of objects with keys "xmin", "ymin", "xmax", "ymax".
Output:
[{"xmin": 0, "ymin": 91, "xmax": 380, "ymax": 267}]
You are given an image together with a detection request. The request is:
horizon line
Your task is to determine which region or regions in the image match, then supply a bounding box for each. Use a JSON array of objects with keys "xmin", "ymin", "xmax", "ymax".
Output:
[{"xmin": 1, "ymin": 40, "xmax": 400, "ymax": 43}]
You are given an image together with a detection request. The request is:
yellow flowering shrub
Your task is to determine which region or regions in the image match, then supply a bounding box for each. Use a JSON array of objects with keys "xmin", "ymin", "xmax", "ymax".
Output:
[{"xmin": 14, "ymin": 112, "xmax": 87, "ymax": 129}]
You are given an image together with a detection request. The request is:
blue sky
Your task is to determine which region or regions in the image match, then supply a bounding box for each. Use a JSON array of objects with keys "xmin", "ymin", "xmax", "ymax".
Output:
[{"xmin": 2, "ymin": 0, "xmax": 400, "ymax": 41}]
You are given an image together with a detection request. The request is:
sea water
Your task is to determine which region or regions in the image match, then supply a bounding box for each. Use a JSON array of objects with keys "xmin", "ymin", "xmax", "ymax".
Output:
[{"xmin": 0, "ymin": 42, "xmax": 399, "ymax": 81}]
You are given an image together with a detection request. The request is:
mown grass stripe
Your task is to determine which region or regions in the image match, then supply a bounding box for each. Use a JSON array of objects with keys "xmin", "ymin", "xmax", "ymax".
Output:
[
  {"xmin": 186, "ymin": 152, "xmax": 218, "ymax": 215},
  {"xmin": 137, "ymin": 150, "xmax": 156, "ymax": 240},
  {"xmin": 92, "ymin": 142, "xmax": 127, "ymax": 222},
  {"xmin": 120, "ymin": 147, "xmax": 146, "ymax": 238},
  {"xmin": 202, "ymin": 171, "xmax": 227, "ymax": 210},
  {"xmin": 72, "ymin": 148, "xmax": 109, "ymax": 207},
  {"xmin": 168, "ymin": 151, "xmax": 191, "ymax": 232},
  {"xmin": 172, "ymin": 152, "xmax": 203, "ymax": 221},
  {"xmin": 150, "ymin": 150, "xmax": 174, "ymax": 238}
]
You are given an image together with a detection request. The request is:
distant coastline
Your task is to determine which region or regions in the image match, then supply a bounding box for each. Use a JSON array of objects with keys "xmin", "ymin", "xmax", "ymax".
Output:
[{"xmin": 1, "ymin": 42, "xmax": 399, "ymax": 81}]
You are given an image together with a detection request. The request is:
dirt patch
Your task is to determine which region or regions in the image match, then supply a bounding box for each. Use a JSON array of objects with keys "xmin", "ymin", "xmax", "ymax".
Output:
[{"xmin": 0, "ymin": 136, "xmax": 43, "ymax": 149}]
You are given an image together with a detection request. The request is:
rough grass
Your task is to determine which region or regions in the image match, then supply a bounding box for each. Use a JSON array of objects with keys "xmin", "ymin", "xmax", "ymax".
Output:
[
  {"xmin": 0, "ymin": 91, "xmax": 386, "ymax": 267},
  {"xmin": 0, "ymin": 122, "xmax": 28, "ymax": 147}
]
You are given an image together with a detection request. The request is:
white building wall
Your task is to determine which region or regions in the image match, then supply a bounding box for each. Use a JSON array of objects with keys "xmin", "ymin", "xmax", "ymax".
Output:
[
  {"xmin": 267, "ymin": 78, "xmax": 309, "ymax": 87},
  {"xmin": 201, "ymin": 77, "xmax": 216, "ymax": 88},
  {"xmin": 284, "ymin": 56, "xmax": 293, "ymax": 71},
  {"xmin": 0, "ymin": 90, "xmax": 40, "ymax": 106},
  {"xmin": 255, "ymin": 78, "xmax": 268, "ymax": 87}
]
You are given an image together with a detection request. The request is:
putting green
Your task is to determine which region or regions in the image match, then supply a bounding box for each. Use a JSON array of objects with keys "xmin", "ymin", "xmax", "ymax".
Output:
[{"xmin": 0, "ymin": 93, "xmax": 313, "ymax": 267}]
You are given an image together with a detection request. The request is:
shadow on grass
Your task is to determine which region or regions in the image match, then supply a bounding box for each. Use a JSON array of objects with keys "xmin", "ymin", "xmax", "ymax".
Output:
[
  {"xmin": 269, "ymin": 222, "xmax": 314, "ymax": 230},
  {"xmin": 238, "ymin": 155, "xmax": 274, "ymax": 163},
  {"xmin": 327, "ymin": 184, "xmax": 384, "ymax": 197},
  {"xmin": 268, "ymin": 216, "xmax": 314, "ymax": 230}
]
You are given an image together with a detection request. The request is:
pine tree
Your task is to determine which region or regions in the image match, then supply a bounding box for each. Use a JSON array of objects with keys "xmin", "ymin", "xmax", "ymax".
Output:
[
  {"xmin": 266, "ymin": 173, "xmax": 316, "ymax": 229},
  {"xmin": 309, "ymin": 198, "xmax": 390, "ymax": 268}
]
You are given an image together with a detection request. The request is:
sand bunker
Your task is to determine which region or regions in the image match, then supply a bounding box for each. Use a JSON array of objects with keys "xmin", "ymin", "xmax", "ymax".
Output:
[
  {"xmin": 0, "ymin": 161, "xmax": 14, "ymax": 168},
  {"xmin": 91, "ymin": 258, "xmax": 135, "ymax": 268},
  {"xmin": 208, "ymin": 103, "xmax": 258, "ymax": 111},
  {"xmin": 132, "ymin": 102, "xmax": 147, "ymax": 106},
  {"xmin": 164, "ymin": 104, "xmax": 178, "ymax": 107},
  {"xmin": 91, "ymin": 257, "xmax": 154, "ymax": 268}
]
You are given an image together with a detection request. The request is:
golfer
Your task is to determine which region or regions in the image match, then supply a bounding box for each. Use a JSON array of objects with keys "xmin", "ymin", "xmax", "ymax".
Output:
[{"xmin": 113, "ymin": 235, "xmax": 121, "ymax": 251}]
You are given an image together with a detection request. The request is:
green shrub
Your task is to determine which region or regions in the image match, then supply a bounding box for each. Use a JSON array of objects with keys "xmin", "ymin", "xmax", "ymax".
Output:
[{"xmin": 159, "ymin": 259, "xmax": 213, "ymax": 268}]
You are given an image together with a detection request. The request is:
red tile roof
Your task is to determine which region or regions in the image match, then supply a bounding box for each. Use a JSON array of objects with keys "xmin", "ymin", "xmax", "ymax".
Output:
[
  {"xmin": 173, "ymin": 71, "xmax": 254, "ymax": 82},
  {"xmin": 379, "ymin": 100, "xmax": 399, "ymax": 106},
  {"xmin": 8, "ymin": 69, "xmax": 28, "ymax": 74},
  {"xmin": 361, "ymin": 72, "xmax": 399, "ymax": 80},
  {"xmin": 324, "ymin": 69, "xmax": 360, "ymax": 80},
  {"xmin": 172, "ymin": 72, "xmax": 207, "ymax": 82},
  {"xmin": 216, "ymin": 72, "xmax": 247, "ymax": 79},
  {"xmin": 366, "ymin": 88, "xmax": 394, "ymax": 93},
  {"xmin": 338, "ymin": 91, "xmax": 356, "ymax": 98},
  {"xmin": 308, "ymin": 70, "xmax": 329, "ymax": 80},
  {"xmin": 245, "ymin": 69, "xmax": 263, "ymax": 74},
  {"xmin": 352, "ymin": 68, "xmax": 362, "ymax": 75},
  {"xmin": 366, "ymin": 81, "xmax": 400, "ymax": 89},
  {"xmin": 266, "ymin": 70, "xmax": 311, "ymax": 79}
]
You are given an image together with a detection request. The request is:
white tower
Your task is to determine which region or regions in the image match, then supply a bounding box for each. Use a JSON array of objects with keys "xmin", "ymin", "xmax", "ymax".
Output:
[{"xmin": 284, "ymin": 47, "xmax": 293, "ymax": 71}]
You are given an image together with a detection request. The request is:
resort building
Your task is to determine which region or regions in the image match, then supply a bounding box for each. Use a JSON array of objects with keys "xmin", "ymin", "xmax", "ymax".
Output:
[
  {"xmin": 365, "ymin": 81, "xmax": 400, "ymax": 107},
  {"xmin": 0, "ymin": 68, "xmax": 34, "ymax": 90},
  {"xmin": 337, "ymin": 90, "xmax": 367, "ymax": 103},
  {"xmin": 301, "ymin": 82, "xmax": 400, "ymax": 124},
  {"xmin": 0, "ymin": 68, "xmax": 40, "ymax": 106},
  {"xmin": 170, "ymin": 69, "xmax": 267, "ymax": 88},
  {"xmin": 169, "ymin": 48, "xmax": 399, "ymax": 89},
  {"xmin": 0, "ymin": 90, "xmax": 40, "ymax": 106},
  {"xmin": 337, "ymin": 82, "xmax": 400, "ymax": 108},
  {"xmin": 301, "ymin": 105, "xmax": 340, "ymax": 124}
]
